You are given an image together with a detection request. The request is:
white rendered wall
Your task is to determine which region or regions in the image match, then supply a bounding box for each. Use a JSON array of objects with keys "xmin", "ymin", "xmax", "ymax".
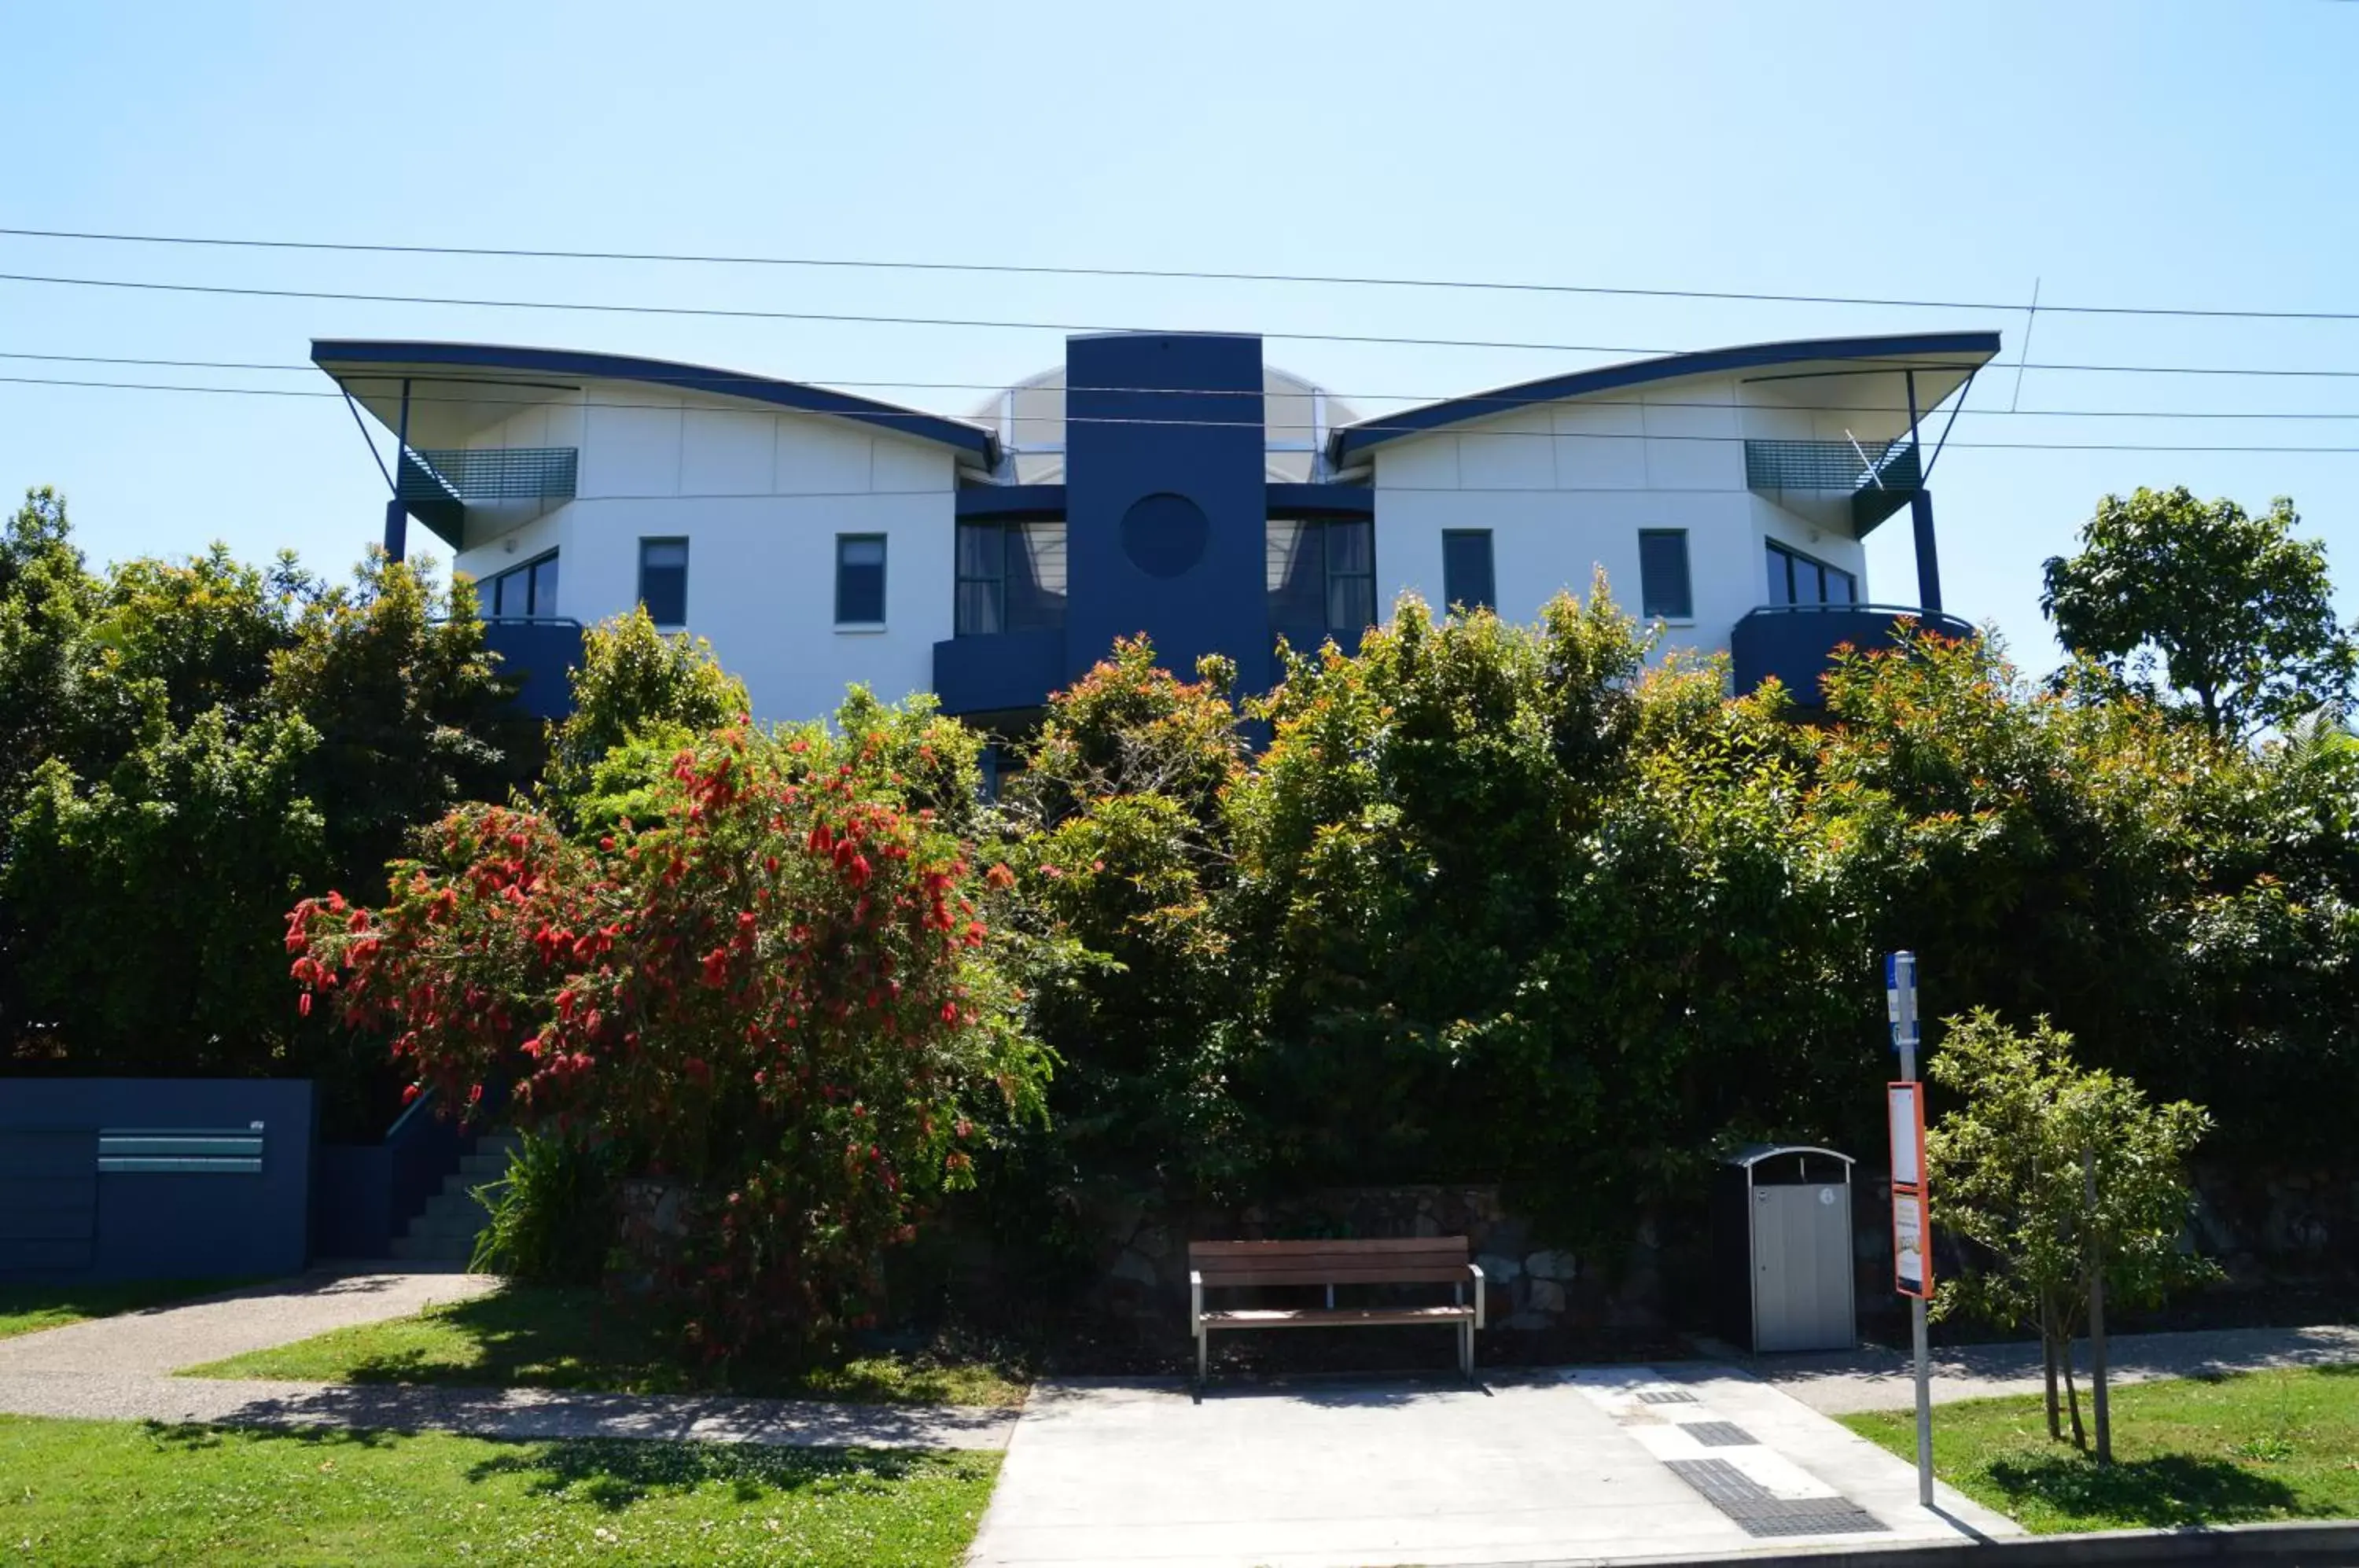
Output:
[
  {"xmin": 1371, "ymin": 373, "xmax": 1871, "ymax": 662},
  {"xmin": 453, "ymin": 381, "xmax": 959, "ymax": 723}
]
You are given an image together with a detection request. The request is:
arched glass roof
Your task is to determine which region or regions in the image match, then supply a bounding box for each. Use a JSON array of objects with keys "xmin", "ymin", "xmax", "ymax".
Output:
[{"xmin": 973, "ymin": 365, "xmax": 1359, "ymax": 484}]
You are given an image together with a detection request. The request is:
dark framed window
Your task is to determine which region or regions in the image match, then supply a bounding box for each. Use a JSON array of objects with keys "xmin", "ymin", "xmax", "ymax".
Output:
[
  {"xmin": 638, "ymin": 537, "xmax": 688, "ymax": 626},
  {"xmin": 484, "ymin": 550, "xmax": 561, "ymax": 620},
  {"xmin": 835, "ymin": 533, "xmax": 887, "ymax": 625},
  {"xmin": 1637, "ymin": 528, "xmax": 1693, "ymax": 620},
  {"xmin": 1441, "ymin": 529, "xmax": 1496, "ymax": 613},
  {"xmin": 1267, "ymin": 519, "xmax": 1376, "ymax": 635},
  {"xmin": 1765, "ymin": 539, "xmax": 1857, "ymax": 607},
  {"xmin": 955, "ymin": 521, "xmax": 1068, "ymax": 635}
]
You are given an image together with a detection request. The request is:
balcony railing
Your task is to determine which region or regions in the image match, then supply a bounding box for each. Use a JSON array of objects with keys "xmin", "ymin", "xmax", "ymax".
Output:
[
  {"xmin": 1744, "ymin": 439, "xmax": 1921, "ymax": 533},
  {"xmin": 1731, "ymin": 602, "xmax": 1976, "ymax": 712},
  {"xmin": 396, "ymin": 447, "xmax": 578, "ymax": 545}
]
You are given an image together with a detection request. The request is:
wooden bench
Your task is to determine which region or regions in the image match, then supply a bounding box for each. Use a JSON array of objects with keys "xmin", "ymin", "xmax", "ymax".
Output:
[{"xmin": 1187, "ymin": 1237, "xmax": 1486, "ymax": 1383}]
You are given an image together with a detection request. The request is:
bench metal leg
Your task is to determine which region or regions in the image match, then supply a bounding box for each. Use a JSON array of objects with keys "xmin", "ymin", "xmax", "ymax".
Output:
[{"xmin": 1198, "ymin": 1328, "xmax": 1208, "ymax": 1385}]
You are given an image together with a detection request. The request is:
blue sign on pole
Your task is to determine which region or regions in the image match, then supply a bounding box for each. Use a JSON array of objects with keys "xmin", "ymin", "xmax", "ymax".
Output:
[{"xmin": 1885, "ymin": 950, "xmax": 1919, "ymax": 1053}]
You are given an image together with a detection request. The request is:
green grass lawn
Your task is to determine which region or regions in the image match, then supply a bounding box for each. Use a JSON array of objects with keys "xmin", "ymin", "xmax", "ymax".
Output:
[
  {"xmin": 181, "ymin": 1284, "xmax": 1029, "ymax": 1408},
  {"xmin": 1842, "ymin": 1364, "xmax": 2359, "ymax": 1533},
  {"xmin": 0, "ymin": 1414, "xmax": 995, "ymax": 1566},
  {"xmin": 0, "ymin": 1278, "xmax": 262, "ymax": 1342}
]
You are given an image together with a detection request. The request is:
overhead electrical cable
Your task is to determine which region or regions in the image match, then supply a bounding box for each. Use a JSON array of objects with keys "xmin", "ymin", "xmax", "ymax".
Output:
[
  {"xmin": 7, "ymin": 224, "xmax": 2359, "ymax": 323},
  {"xmin": 7, "ymin": 270, "xmax": 2359, "ymax": 380}
]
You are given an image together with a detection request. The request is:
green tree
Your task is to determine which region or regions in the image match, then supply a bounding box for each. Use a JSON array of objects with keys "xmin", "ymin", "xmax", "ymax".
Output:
[
  {"xmin": 542, "ymin": 607, "xmax": 749, "ymax": 829},
  {"xmin": 1926, "ymin": 1011, "xmax": 2217, "ymax": 1457},
  {"xmin": 2041, "ymin": 487, "xmax": 2357, "ymax": 740},
  {"xmin": 272, "ymin": 550, "xmax": 535, "ymax": 893},
  {"xmin": 4, "ymin": 709, "xmax": 326, "ymax": 1073}
]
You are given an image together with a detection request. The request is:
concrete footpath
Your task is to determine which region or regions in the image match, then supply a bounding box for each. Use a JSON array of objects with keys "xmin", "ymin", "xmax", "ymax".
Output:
[
  {"xmin": 0, "ymin": 1270, "xmax": 1014, "ymax": 1452},
  {"xmin": 1744, "ymin": 1323, "xmax": 2359, "ymax": 1415},
  {"xmin": 968, "ymin": 1367, "xmax": 2021, "ymax": 1568}
]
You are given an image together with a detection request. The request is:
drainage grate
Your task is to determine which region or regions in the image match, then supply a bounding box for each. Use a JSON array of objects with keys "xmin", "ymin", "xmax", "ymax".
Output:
[
  {"xmin": 1681, "ymin": 1421, "xmax": 1756, "ymax": 1448},
  {"xmin": 1664, "ymin": 1458, "xmax": 1886, "ymax": 1538},
  {"xmin": 1637, "ymin": 1389, "xmax": 1699, "ymax": 1405}
]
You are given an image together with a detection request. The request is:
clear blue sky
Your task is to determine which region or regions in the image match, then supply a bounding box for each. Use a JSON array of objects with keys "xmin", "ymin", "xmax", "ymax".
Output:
[{"xmin": 5, "ymin": 0, "xmax": 2355, "ymax": 670}]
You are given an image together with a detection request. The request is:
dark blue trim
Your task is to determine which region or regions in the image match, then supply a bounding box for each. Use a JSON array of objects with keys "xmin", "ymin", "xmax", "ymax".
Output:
[
  {"xmin": 955, "ymin": 485, "xmax": 1067, "ymax": 521},
  {"xmin": 1265, "ymin": 483, "xmax": 1375, "ymax": 519},
  {"xmin": 1328, "ymin": 332, "xmax": 2003, "ymax": 463},
  {"xmin": 312, "ymin": 340, "xmax": 998, "ymax": 462}
]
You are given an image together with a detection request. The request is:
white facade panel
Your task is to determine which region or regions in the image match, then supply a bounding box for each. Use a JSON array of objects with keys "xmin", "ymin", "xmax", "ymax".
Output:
[
  {"xmin": 680, "ymin": 407, "xmax": 778, "ymax": 497},
  {"xmin": 775, "ymin": 417, "xmax": 877, "ymax": 495},
  {"xmin": 580, "ymin": 393, "xmax": 684, "ymax": 498}
]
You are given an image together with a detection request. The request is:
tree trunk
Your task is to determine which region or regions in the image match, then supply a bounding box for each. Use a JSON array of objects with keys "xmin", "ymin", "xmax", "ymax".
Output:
[
  {"xmin": 2085, "ymin": 1145, "xmax": 2112, "ymax": 1464},
  {"xmin": 2062, "ymin": 1336, "xmax": 2086, "ymax": 1452},
  {"xmin": 2041, "ymin": 1294, "xmax": 2063, "ymax": 1440}
]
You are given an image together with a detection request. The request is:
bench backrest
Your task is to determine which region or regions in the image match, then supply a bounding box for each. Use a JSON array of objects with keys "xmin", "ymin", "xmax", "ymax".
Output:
[{"xmin": 1188, "ymin": 1237, "xmax": 1470, "ymax": 1289}]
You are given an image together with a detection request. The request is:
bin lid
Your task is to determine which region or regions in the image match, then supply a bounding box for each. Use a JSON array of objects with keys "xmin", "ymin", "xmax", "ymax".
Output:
[{"xmin": 1723, "ymin": 1143, "xmax": 1854, "ymax": 1169}]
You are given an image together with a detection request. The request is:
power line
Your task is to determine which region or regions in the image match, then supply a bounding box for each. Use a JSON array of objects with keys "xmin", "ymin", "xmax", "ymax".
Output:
[
  {"xmin": 10, "ymin": 268, "xmax": 2359, "ymax": 380},
  {"xmin": 7, "ymin": 223, "xmax": 2359, "ymax": 325},
  {"xmin": 0, "ymin": 346, "xmax": 2350, "ymax": 421},
  {"xmin": 12, "ymin": 373, "xmax": 2359, "ymax": 456},
  {"xmin": 7, "ymin": 349, "xmax": 2359, "ymax": 421}
]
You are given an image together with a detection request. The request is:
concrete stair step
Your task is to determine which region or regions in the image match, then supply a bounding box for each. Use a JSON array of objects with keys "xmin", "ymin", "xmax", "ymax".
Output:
[{"xmin": 391, "ymin": 1232, "xmax": 479, "ymax": 1263}]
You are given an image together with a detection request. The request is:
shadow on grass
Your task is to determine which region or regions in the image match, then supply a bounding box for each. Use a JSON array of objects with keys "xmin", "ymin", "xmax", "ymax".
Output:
[
  {"xmin": 141, "ymin": 1420, "xmax": 400, "ymax": 1453},
  {"xmin": 1982, "ymin": 1448, "xmax": 2302, "ymax": 1528},
  {"xmin": 330, "ymin": 1286, "xmax": 1026, "ymax": 1404},
  {"xmin": 462, "ymin": 1437, "xmax": 956, "ymax": 1511}
]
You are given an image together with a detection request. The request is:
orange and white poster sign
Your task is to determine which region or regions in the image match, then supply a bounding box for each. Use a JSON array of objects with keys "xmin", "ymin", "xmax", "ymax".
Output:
[{"xmin": 1893, "ymin": 1185, "xmax": 1932, "ymax": 1299}]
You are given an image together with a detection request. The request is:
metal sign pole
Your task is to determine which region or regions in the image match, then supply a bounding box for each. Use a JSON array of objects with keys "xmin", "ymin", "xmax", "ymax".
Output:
[{"xmin": 1886, "ymin": 951, "xmax": 1934, "ymax": 1511}]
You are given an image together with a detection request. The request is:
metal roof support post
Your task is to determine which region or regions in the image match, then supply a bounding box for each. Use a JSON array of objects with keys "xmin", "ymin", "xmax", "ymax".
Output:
[
  {"xmin": 384, "ymin": 377, "xmax": 413, "ymax": 563},
  {"xmin": 1904, "ymin": 372, "xmax": 1942, "ymax": 616}
]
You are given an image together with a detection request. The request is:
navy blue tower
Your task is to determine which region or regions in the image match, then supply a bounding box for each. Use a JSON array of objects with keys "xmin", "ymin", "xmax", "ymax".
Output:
[{"xmin": 1062, "ymin": 333, "xmax": 1267, "ymax": 687}]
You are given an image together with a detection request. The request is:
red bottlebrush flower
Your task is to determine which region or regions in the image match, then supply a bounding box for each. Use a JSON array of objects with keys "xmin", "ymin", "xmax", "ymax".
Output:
[
  {"xmin": 599, "ymin": 836, "xmax": 616, "ymax": 851},
  {"xmin": 845, "ymin": 853, "xmax": 872, "ymax": 888},
  {"xmin": 1039, "ymin": 863, "xmax": 1062, "ymax": 880},
  {"xmin": 297, "ymin": 992, "xmax": 312, "ymax": 1018},
  {"xmin": 402, "ymin": 1084, "xmax": 421, "ymax": 1106},
  {"xmin": 467, "ymin": 1084, "xmax": 483, "ymax": 1106},
  {"xmin": 985, "ymin": 862, "xmax": 1017, "ymax": 890},
  {"xmin": 326, "ymin": 891, "xmax": 347, "ymax": 913},
  {"xmin": 701, "ymin": 949, "xmax": 730, "ymax": 988},
  {"xmin": 940, "ymin": 1002, "xmax": 960, "ymax": 1023}
]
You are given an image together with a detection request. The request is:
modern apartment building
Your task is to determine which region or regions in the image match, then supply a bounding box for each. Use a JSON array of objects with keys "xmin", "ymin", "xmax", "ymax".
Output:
[{"xmin": 316, "ymin": 328, "xmax": 1996, "ymax": 724}]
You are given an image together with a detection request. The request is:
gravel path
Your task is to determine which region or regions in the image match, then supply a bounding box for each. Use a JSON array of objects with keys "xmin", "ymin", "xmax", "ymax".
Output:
[
  {"xmin": 1747, "ymin": 1323, "xmax": 2359, "ymax": 1415},
  {"xmin": 0, "ymin": 1268, "xmax": 1014, "ymax": 1450},
  {"xmin": 0, "ymin": 1270, "xmax": 499, "ymax": 1376}
]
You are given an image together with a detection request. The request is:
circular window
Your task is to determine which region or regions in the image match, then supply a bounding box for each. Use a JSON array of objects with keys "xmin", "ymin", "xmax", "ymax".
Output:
[{"xmin": 1119, "ymin": 492, "xmax": 1209, "ymax": 579}]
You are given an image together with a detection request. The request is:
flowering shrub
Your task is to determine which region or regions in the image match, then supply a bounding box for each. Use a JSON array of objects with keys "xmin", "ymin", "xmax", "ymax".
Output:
[{"xmin": 289, "ymin": 712, "xmax": 1047, "ymax": 1353}]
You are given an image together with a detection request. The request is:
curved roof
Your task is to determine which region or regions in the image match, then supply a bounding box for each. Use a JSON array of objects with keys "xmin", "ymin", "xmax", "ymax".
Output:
[
  {"xmin": 1328, "ymin": 330, "xmax": 2003, "ymax": 465},
  {"xmin": 312, "ymin": 340, "xmax": 998, "ymax": 461}
]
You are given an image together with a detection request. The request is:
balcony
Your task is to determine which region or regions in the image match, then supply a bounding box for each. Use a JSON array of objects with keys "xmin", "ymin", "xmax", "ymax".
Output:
[
  {"xmin": 479, "ymin": 617, "xmax": 586, "ymax": 721},
  {"xmin": 1731, "ymin": 603, "xmax": 1975, "ymax": 712},
  {"xmin": 396, "ymin": 447, "xmax": 578, "ymax": 545},
  {"xmin": 1743, "ymin": 439, "xmax": 1921, "ymax": 535},
  {"xmin": 932, "ymin": 628, "xmax": 1065, "ymax": 720}
]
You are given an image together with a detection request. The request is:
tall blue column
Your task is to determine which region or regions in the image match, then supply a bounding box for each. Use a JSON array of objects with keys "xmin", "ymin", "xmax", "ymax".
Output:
[
  {"xmin": 1909, "ymin": 490, "xmax": 1942, "ymax": 614},
  {"xmin": 382, "ymin": 498, "xmax": 409, "ymax": 563}
]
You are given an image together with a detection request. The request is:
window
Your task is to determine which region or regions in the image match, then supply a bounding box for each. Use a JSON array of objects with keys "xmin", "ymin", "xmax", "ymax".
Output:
[
  {"xmin": 484, "ymin": 550, "xmax": 561, "ymax": 620},
  {"xmin": 955, "ymin": 521, "xmax": 1068, "ymax": 635},
  {"xmin": 1638, "ymin": 529, "xmax": 1693, "ymax": 620},
  {"xmin": 835, "ymin": 534, "xmax": 887, "ymax": 626},
  {"xmin": 1266, "ymin": 519, "xmax": 1375, "ymax": 636},
  {"xmin": 1765, "ymin": 539, "xmax": 1857, "ymax": 607},
  {"xmin": 1441, "ymin": 529, "xmax": 1496, "ymax": 613},
  {"xmin": 638, "ymin": 538, "xmax": 688, "ymax": 626}
]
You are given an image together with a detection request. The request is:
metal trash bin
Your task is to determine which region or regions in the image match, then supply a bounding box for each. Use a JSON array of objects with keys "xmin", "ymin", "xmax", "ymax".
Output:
[{"xmin": 1712, "ymin": 1144, "xmax": 1857, "ymax": 1353}]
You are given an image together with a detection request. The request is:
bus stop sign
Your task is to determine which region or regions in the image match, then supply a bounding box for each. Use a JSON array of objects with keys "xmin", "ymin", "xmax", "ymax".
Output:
[{"xmin": 1885, "ymin": 951, "xmax": 1919, "ymax": 1053}]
